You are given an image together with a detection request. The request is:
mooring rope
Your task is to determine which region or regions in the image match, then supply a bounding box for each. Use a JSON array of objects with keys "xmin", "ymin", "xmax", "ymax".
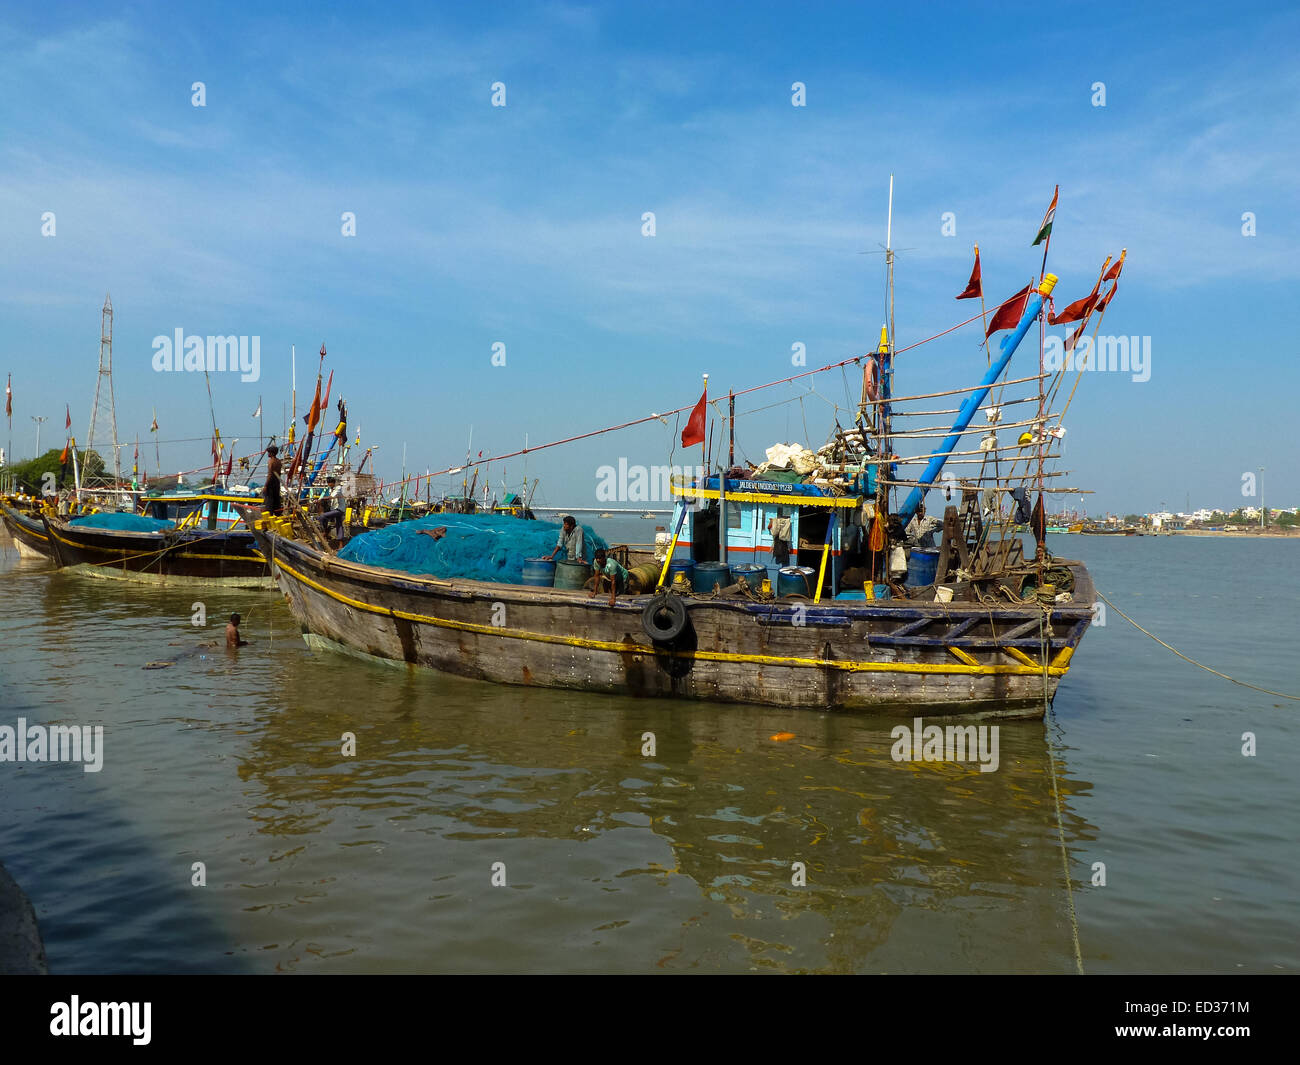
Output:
[{"xmin": 1097, "ymin": 590, "xmax": 1300, "ymax": 701}]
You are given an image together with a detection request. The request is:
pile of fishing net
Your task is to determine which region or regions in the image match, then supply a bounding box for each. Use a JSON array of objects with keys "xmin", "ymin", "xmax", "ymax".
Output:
[
  {"xmin": 69, "ymin": 512, "xmax": 175, "ymax": 532},
  {"xmin": 337, "ymin": 514, "xmax": 608, "ymax": 583}
]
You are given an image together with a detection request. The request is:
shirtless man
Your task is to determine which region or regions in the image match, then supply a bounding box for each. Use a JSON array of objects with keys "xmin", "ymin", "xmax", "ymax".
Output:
[{"xmin": 226, "ymin": 612, "xmax": 249, "ymax": 650}]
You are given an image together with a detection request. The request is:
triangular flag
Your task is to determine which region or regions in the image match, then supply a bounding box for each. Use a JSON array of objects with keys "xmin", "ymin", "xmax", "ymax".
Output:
[
  {"xmin": 681, "ymin": 383, "xmax": 707, "ymax": 448},
  {"xmin": 956, "ymin": 245, "xmax": 982, "ymax": 300},
  {"xmin": 4, "ymin": 374, "xmax": 10, "ymax": 419},
  {"xmin": 65, "ymin": 404, "xmax": 72, "ymax": 431},
  {"xmin": 1103, "ymin": 249, "xmax": 1126, "ymax": 282},
  {"xmin": 985, "ymin": 284, "xmax": 1033, "ymax": 338}
]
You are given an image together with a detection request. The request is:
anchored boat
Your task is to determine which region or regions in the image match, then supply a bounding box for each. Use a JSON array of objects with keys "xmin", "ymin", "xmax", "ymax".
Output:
[
  {"xmin": 39, "ymin": 490, "xmax": 272, "ymax": 586},
  {"xmin": 0, "ymin": 496, "xmax": 55, "ymax": 561},
  {"xmin": 249, "ymin": 191, "xmax": 1117, "ymax": 717}
]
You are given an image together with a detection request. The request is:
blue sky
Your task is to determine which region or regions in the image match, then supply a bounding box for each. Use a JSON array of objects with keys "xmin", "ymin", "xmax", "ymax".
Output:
[{"xmin": 2, "ymin": 1, "xmax": 1297, "ymax": 515}]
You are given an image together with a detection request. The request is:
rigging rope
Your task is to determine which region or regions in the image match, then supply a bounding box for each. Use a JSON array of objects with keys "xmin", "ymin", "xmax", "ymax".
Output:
[{"xmin": 1096, "ymin": 591, "xmax": 1300, "ymax": 700}]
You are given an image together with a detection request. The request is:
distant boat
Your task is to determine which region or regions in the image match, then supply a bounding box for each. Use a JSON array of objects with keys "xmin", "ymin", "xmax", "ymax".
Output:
[
  {"xmin": 640, "ymin": 511, "xmax": 656, "ymax": 518},
  {"xmin": 598, "ymin": 511, "xmax": 615, "ymax": 518}
]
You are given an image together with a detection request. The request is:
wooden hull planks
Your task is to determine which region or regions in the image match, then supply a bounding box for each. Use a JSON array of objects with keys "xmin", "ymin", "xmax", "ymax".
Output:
[
  {"xmin": 0, "ymin": 500, "xmax": 57, "ymax": 561},
  {"xmin": 39, "ymin": 514, "xmax": 274, "ymax": 588},
  {"xmin": 255, "ymin": 528, "xmax": 1095, "ymax": 719}
]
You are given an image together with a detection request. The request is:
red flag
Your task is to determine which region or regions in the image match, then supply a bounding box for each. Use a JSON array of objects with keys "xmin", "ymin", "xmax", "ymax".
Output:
[
  {"xmin": 319, "ymin": 369, "xmax": 334, "ymax": 420},
  {"xmin": 1065, "ymin": 318, "xmax": 1090, "ymax": 354},
  {"xmin": 4, "ymin": 374, "xmax": 10, "ymax": 419},
  {"xmin": 1049, "ymin": 286, "xmax": 1100, "ymax": 325},
  {"xmin": 65, "ymin": 404, "xmax": 71, "ymax": 431},
  {"xmin": 224, "ymin": 453, "xmax": 234, "ymax": 477},
  {"xmin": 985, "ymin": 284, "xmax": 1033, "ymax": 337},
  {"xmin": 681, "ymin": 384, "xmax": 707, "ymax": 448},
  {"xmin": 956, "ymin": 245, "xmax": 982, "ymax": 300},
  {"xmin": 1095, "ymin": 280, "xmax": 1119, "ymax": 313},
  {"xmin": 1103, "ymin": 249, "xmax": 1126, "ymax": 282}
]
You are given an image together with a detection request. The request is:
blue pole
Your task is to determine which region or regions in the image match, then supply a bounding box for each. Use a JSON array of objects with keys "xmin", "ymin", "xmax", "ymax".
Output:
[{"xmin": 897, "ymin": 289, "xmax": 1044, "ymax": 526}]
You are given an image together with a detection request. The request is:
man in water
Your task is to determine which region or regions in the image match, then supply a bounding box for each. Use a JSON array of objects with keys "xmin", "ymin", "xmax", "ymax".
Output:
[
  {"xmin": 263, "ymin": 445, "xmax": 283, "ymax": 516},
  {"xmin": 547, "ymin": 515, "xmax": 585, "ymax": 562},
  {"xmin": 226, "ymin": 612, "xmax": 249, "ymax": 650},
  {"xmin": 589, "ymin": 548, "xmax": 629, "ymax": 607}
]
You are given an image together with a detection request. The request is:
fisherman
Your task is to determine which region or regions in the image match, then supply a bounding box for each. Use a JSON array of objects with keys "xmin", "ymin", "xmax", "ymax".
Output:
[
  {"xmin": 547, "ymin": 515, "xmax": 585, "ymax": 562},
  {"xmin": 904, "ymin": 501, "xmax": 942, "ymax": 550},
  {"xmin": 320, "ymin": 476, "xmax": 344, "ymax": 538},
  {"xmin": 226, "ymin": 612, "xmax": 249, "ymax": 650},
  {"xmin": 263, "ymin": 445, "xmax": 283, "ymax": 516},
  {"xmin": 767, "ymin": 513, "xmax": 792, "ymax": 564},
  {"xmin": 589, "ymin": 547, "xmax": 629, "ymax": 606}
]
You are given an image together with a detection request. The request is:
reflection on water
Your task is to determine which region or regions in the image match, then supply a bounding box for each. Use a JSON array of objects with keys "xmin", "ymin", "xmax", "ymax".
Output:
[{"xmin": 3, "ymin": 530, "xmax": 1295, "ymax": 973}]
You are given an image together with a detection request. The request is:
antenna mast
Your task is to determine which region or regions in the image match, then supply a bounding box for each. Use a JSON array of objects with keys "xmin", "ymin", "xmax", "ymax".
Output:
[{"xmin": 84, "ymin": 293, "xmax": 122, "ymax": 492}]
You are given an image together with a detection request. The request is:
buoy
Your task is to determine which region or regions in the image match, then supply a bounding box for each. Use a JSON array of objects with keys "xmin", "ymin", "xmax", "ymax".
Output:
[{"xmin": 770, "ymin": 731, "xmax": 795, "ymax": 742}]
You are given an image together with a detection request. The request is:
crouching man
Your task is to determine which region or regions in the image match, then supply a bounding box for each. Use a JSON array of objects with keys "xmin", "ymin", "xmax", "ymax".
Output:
[{"xmin": 589, "ymin": 547, "xmax": 629, "ymax": 607}]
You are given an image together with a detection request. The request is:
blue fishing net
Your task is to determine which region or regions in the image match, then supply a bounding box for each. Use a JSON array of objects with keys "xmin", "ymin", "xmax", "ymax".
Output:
[
  {"xmin": 69, "ymin": 513, "xmax": 175, "ymax": 532},
  {"xmin": 338, "ymin": 514, "xmax": 607, "ymax": 583}
]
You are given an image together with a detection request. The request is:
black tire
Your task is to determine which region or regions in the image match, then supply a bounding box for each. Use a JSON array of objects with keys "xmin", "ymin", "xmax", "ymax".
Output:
[{"xmin": 641, "ymin": 592, "xmax": 688, "ymax": 643}]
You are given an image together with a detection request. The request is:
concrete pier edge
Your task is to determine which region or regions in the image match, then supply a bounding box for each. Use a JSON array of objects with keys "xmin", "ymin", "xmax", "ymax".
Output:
[{"xmin": 0, "ymin": 861, "xmax": 48, "ymax": 974}]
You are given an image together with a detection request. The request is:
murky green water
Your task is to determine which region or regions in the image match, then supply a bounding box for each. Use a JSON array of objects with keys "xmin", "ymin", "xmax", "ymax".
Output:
[{"xmin": 1, "ymin": 525, "xmax": 1296, "ymax": 972}]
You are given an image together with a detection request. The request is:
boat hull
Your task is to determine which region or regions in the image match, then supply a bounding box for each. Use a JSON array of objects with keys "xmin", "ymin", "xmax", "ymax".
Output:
[
  {"xmin": 255, "ymin": 529, "xmax": 1095, "ymax": 719},
  {"xmin": 41, "ymin": 514, "xmax": 273, "ymax": 587},
  {"xmin": 0, "ymin": 499, "xmax": 57, "ymax": 561}
]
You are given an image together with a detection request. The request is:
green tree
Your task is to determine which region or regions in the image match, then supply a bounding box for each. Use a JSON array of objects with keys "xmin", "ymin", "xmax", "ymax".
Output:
[{"xmin": 8, "ymin": 448, "xmax": 104, "ymax": 494}]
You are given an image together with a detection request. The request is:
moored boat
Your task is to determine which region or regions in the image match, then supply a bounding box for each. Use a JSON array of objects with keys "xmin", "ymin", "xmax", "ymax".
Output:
[
  {"xmin": 0, "ymin": 496, "xmax": 56, "ymax": 561},
  {"xmin": 40, "ymin": 492, "xmax": 272, "ymax": 587},
  {"xmin": 248, "ymin": 187, "xmax": 1115, "ymax": 718}
]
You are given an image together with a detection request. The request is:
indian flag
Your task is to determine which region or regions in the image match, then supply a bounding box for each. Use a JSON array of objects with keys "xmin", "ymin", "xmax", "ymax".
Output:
[{"xmin": 1032, "ymin": 185, "xmax": 1058, "ymax": 246}]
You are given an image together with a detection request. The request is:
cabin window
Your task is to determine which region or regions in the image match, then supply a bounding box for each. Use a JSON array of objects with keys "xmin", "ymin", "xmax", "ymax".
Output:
[{"xmin": 726, "ymin": 504, "xmax": 744, "ymax": 530}]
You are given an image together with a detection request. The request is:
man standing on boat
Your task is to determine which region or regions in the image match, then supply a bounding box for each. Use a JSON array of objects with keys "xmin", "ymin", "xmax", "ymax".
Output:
[
  {"xmin": 905, "ymin": 501, "xmax": 942, "ymax": 550},
  {"xmin": 320, "ymin": 476, "xmax": 344, "ymax": 538},
  {"xmin": 547, "ymin": 515, "xmax": 585, "ymax": 562},
  {"xmin": 589, "ymin": 548, "xmax": 628, "ymax": 606},
  {"xmin": 263, "ymin": 445, "xmax": 283, "ymax": 516}
]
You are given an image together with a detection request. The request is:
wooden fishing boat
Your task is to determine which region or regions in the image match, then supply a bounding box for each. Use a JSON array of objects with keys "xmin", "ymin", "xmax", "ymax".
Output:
[
  {"xmin": 0, "ymin": 496, "xmax": 56, "ymax": 561},
  {"xmin": 248, "ymin": 188, "xmax": 1114, "ymax": 718},
  {"xmin": 249, "ymin": 519, "xmax": 1091, "ymax": 718},
  {"xmin": 40, "ymin": 492, "xmax": 272, "ymax": 587}
]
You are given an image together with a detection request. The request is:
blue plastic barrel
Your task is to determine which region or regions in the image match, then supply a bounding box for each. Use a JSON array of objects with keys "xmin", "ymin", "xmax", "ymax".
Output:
[
  {"xmin": 521, "ymin": 557, "xmax": 556, "ymax": 588},
  {"xmin": 692, "ymin": 561, "xmax": 732, "ymax": 593},
  {"xmin": 730, "ymin": 562, "xmax": 765, "ymax": 591},
  {"xmin": 777, "ymin": 565, "xmax": 817, "ymax": 598},
  {"xmin": 904, "ymin": 548, "xmax": 939, "ymax": 587},
  {"xmin": 667, "ymin": 558, "xmax": 695, "ymax": 587}
]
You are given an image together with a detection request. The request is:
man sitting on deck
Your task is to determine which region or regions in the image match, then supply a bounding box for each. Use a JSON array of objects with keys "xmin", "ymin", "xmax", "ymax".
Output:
[
  {"xmin": 547, "ymin": 515, "xmax": 585, "ymax": 562},
  {"xmin": 589, "ymin": 548, "xmax": 629, "ymax": 606}
]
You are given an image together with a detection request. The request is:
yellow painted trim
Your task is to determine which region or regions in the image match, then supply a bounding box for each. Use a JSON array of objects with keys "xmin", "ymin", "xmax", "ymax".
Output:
[
  {"xmin": 946, "ymin": 645, "xmax": 980, "ymax": 666},
  {"xmin": 1051, "ymin": 646, "xmax": 1074, "ymax": 669},
  {"xmin": 45, "ymin": 524, "xmax": 262, "ymax": 563},
  {"xmin": 1004, "ymin": 646, "xmax": 1040, "ymax": 668},
  {"xmin": 271, "ymin": 550, "xmax": 1071, "ymax": 678},
  {"xmin": 671, "ymin": 485, "xmax": 859, "ymax": 508}
]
